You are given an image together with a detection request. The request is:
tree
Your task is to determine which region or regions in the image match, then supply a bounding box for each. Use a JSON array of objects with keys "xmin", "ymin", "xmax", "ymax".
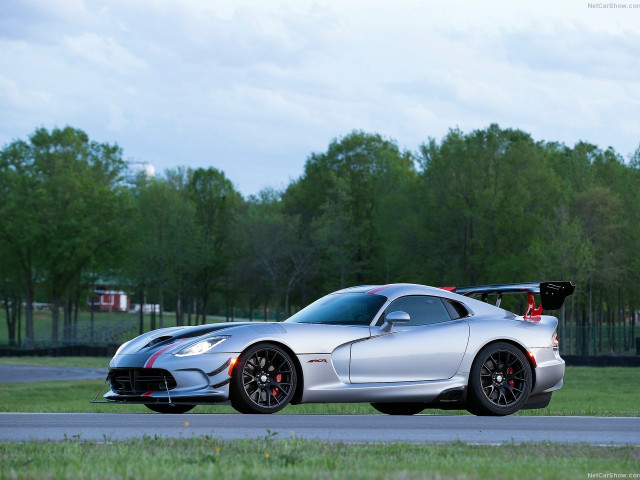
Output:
[
  {"xmin": 235, "ymin": 190, "xmax": 315, "ymax": 320},
  {"xmin": 417, "ymin": 124, "xmax": 560, "ymax": 286},
  {"xmin": 125, "ymin": 177, "xmax": 200, "ymax": 328},
  {"xmin": 187, "ymin": 168, "xmax": 243, "ymax": 324},
  {"xmin": 528, "ymin": 204, "xmax": 595, "ymax": 353},
  {"xmin": 33, "ymin": 127, "xmax": 128, "ymax": 344},
  {"xmin": 0, "ymin": 139, "xmax": 44, "ymax": 347},
  {"xmin": 0, "ymin": 250, "xmax": 22, "ymax": 346},
  {"xmin": 285, "ymin": 130, "xmax": 415, "ymax": 296},
  {"xmin": 0, "ymin": 126, "xmax": 128, "ymax": 346}
]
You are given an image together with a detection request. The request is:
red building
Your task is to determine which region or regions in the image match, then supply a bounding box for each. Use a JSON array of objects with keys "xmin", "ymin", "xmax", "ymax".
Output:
[{"xmin": 90, "ymin": 288, "xmax": 130, "ymax": 313}]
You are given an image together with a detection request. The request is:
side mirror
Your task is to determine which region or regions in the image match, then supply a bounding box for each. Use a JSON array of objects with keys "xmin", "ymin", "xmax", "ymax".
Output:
[{"xmin": 380, "ymin": 310, "xmax": 410, "ymax": 332}]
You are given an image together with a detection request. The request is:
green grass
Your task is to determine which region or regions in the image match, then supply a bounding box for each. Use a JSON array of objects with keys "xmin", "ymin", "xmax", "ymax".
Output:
[
  {"xmin": 0, "ymin": 310, "xmax": 233, "ymax": 346},
  {"xmin": 1, "ymin": 438, "xmax": 638, "ymax": 480},
  {"xmin": 0, "ymin": 311, "xmax": 132, "ymax": 344},
  {"xmin": 519, "ymin": 367, "xmax": 640, "ymax": 417},
  {"xmin": 1, "ymin": 363, "xmax": 638, "ymax": 479},
  {"xmin": 0, "ymin": 356, "xmax": 111, "ymax": 368},
  {"xmin": 0, "ymin": 365, "xmax": 638, "ymax": 416},
  {"xmin": 0, "ymin": 379, "xmax": 378, "ymax": 414}
]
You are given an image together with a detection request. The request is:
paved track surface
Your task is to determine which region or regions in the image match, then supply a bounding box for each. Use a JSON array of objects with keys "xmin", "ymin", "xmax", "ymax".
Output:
[
  {"xmin": 1, "ymin": 413, "xmax": 639, "ymax": 444},
  {"xmin": 0, "ymin": 365, "xmax": 107, "ymax": 383}
]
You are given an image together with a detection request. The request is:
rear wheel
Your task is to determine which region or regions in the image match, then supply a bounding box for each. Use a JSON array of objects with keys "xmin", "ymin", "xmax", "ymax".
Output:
[
  {"xmin": 467, "ymin": 342, "xmax": 532, "ymax": 416},
  {"xmin": 230, "ymin": 343, "xmax": 297, "ymax": 414},
  {"xmin": 370, "ymin": 402, "xmax": 426, "ymax": 415},
  {"xmin": 144, "ymin": 403, "xmax": 195, "ymax": 414}
]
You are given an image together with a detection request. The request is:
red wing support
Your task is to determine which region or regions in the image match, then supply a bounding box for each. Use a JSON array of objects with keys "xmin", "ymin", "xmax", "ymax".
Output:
[{"xmin": 524, "ymin": 292, "xmax": 543, "ymax": 321}]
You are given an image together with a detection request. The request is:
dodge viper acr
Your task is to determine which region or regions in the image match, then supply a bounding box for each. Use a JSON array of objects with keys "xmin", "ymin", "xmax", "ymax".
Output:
[{"xmin": 99, "ymin": 281, "xmax": 574, "ymax": 416}]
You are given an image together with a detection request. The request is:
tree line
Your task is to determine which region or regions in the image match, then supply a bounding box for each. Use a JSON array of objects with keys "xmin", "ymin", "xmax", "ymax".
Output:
[{"xmin": 1, "ymin": 125, "xmax": 639, "ymax": 353}]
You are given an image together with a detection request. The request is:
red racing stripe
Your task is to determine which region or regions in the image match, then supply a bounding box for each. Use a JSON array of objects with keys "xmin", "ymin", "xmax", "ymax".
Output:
[
  {"xmin": 144, "ymin": 338, "xmax": 189, "ymax": 369},
  {"xmin": 438, "ymin": 286, "xmax": 457, "ymax": 292},
  {"xmin": 367, "ymin": 285, "xmax": 392, "ymax": 294},
  {"xmin": 142, "ymin": 391, "xmax": 155, "ymax": 397}
]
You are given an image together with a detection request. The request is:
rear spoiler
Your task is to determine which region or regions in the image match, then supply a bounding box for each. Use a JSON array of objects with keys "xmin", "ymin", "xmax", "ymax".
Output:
[{"xmin": 439, "ymin": 282, "xmax": 575, "ymax": 319}]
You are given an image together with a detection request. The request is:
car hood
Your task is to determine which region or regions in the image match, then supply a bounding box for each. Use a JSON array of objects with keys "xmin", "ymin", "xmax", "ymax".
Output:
[
  {"xmin": 115, "ymin": 321, "xmax": 373, "ymax": 357},
  {"xmin": 116, "ymin": 322, "xmax": 285, "ymax": 356}
]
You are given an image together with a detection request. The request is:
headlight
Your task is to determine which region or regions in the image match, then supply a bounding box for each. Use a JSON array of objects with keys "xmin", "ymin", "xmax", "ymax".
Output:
[
  {"xmin": 175, "ymin": 337, "xmax": 228, "ymax": 357},
  {"xmin": 114, "ymin": 341, "xmax": 130, "ymax": 356}
]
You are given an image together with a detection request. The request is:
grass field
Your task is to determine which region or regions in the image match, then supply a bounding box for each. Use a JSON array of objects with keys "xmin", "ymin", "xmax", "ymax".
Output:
[
  {"xmin": 0, "ymin": 311, "xmax": 135, "ymax": 345},
  {"xmin": 0, "ymin": 310, "xmax": 232, "ymax": 347},
  {"xmin": 1, "ymin": 437, "xmax": 638, "ymax": 480},
  {"xmin": 0, "ymin": 360, "xmax": 638, "ymax": 416},
  {"xmin": 0, "ymin": 356, "xmax": 110, "ymax": 368},
  {"xmin": 1, "ymin": 359, "xmax": 639, "ymax": 479}
]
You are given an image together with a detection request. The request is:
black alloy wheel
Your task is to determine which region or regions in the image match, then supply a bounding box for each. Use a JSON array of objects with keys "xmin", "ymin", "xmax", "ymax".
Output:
[
  {"xmin": 144, "ymin": 403, "xmax": 195, "ymax": 414},
  {"xmin": 467, "ymin": 342, "xmax": 532, "ymax": 416},
  {"xmin": 230, "ymin": 343, "xmax": 297, "ymax": 414},
  {"xmin": 370, "ymin": 402, "xmax": 426, "ymax": 415}
]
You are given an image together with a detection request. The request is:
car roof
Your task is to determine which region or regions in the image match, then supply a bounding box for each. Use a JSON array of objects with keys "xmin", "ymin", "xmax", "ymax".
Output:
[
  {"xmin": 333, "ymin": 283, "xmax": 507, "ymax": 317},
  {"xmin": 334, "ymin": 283, "xmax": 452, "ymax": 297}
]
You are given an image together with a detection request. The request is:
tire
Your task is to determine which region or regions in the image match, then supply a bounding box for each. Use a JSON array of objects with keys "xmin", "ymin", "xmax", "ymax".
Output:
[
  {"xmin": 370, "ymin": 402, "xmax": 426, "ymax": 415},
  {"xmin": 466, "ymin": 342, "xmax": 532, "ymax": 416},
  {"xmin": 230, "ymin": 343, "xmax": 297, "ymax": 414},
  {"xmin": 144, "ymin": 403, "xmax": 195, "ymax": 414}
]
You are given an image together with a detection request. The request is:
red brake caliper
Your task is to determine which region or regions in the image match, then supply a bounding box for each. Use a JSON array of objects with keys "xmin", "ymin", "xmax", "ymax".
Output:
[
  {"xmin": 271, "ymin": 374, "xmax": 282, "ymax": 397},
  {"xmin": 506, "ymin": 367, "xmax": 514, "ymax": 387}
]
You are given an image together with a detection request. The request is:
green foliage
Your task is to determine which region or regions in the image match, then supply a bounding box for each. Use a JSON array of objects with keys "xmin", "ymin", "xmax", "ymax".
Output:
[
  {"xmin": 285, "ymin": 130, "xmax": 415, "ymax": 290},
  {"xmin": 0, "ymin": 366, "xmax": 638, "ymax": 416},
  {"xmin": 186, "ymin": 167, "xmax": 243, "ymax": 323},
  {"xmin": 123, "ymin": 177, "xmax": 200, "ymax": 327},
  {"xmin": 0, "ymin": 127, "xmax": 128, "ymax": 346},
  {"xmin": 418, "ymin": 125, "xmax": 552, "ymax": 284},
  {"xmin": 1, "ymin": 124, "xmax": 639, "ymax": 351},
  {"xmin": 232, "ymin": 192, "xmax": 314, "ymax": 320}
]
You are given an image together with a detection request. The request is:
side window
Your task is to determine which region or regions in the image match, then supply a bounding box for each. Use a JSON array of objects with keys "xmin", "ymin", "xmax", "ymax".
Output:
[
  {"xmin": 384, "ymin": 295, "xmax": 451, "ymax": 326},
  {"xmin": 443, "ymin": 299, "xmax": 470, "ymax": 320}
]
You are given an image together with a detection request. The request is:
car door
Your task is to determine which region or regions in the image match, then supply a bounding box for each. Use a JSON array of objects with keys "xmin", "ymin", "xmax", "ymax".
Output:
[{"xmin": 349, "ymin": 295, "xmax": 470, "ymax": 383}]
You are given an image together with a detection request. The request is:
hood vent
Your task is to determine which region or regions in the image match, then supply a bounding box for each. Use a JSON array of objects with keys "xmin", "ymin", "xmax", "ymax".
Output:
[
  {"xmin": 172, "ymin": 324, "xmax": 238, "ymax": 339},
  {"xmin": 143, "ymin": 336, "xmax": 173, "ymax": 349},
  {"xmin": 141, "ymin": 324, "xmax": 240, "ymax": 350}
]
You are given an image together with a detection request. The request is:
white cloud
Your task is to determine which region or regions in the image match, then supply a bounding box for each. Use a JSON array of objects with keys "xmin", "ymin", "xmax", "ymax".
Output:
[
  {"xmin": 0, "ymin": 75, "xmax": 22, "ymax": 104},
  {"xmin": 63, "ymin": 33, "xmax": 146, "ymax": 74},
  {"xmin": 0, "ymin": 0, "xmax": 639, "ymax": 194},
  {"xmin": 0, "ymin": 74, "xmax": 54, "ymax": 107}
]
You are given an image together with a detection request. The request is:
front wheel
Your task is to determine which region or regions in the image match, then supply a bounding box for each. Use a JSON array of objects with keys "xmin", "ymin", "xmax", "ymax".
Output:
[
  {"xmin": 370, "ymin": 402, "xmax": 426, "ymax": 415},
  {"xmin": 145, "ymin": 403, "xmax": 195, "ymax": 414},
  {"xmin": 230, "ymin": 343, "xmax": 297, "ymax": 414},
  {"xmin": 466, "ymin": 342, "xmax": 532, "ymax": 416}
]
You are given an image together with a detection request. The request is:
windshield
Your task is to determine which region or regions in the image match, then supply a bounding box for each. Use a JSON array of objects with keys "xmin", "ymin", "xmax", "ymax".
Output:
[{"xmin": 285, "ymin": 293, "xmax": 386, "ymax": 326}]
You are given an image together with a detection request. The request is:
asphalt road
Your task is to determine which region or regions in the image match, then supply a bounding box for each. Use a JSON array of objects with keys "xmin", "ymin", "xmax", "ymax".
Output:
[
  {"xmin": 0, "ymin": 365, "xmax": 107, "ymax": 383},
  {"xmin": 1, "ymin": 413, "xmax": 639, "ymax": 444}
]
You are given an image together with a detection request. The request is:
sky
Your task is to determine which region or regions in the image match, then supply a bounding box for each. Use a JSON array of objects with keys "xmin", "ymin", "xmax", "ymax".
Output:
[{"xmin": 1, "ymin": 0, "xmax": 639, "ymax": 196}]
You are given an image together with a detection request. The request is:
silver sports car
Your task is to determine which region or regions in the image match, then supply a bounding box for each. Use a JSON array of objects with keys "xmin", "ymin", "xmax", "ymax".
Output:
[{"xmin": 97, "ymin": 281, "xmax": 574, "ymax": 416}]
